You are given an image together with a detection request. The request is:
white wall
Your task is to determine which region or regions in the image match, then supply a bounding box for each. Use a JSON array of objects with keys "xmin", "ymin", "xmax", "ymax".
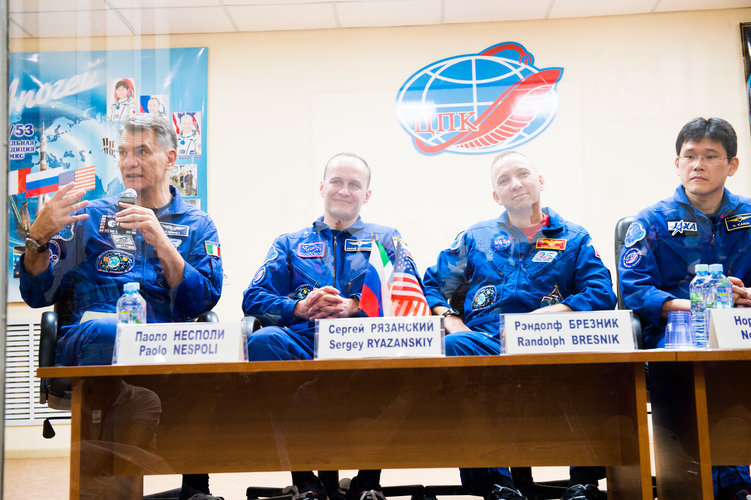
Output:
[{"xmin": 9, "ymin": 8, "xmax": 751, "ymax": 325}]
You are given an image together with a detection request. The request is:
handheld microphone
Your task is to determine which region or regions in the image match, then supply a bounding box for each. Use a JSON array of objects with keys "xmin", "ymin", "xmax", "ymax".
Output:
[{"xmin": 118, "ymin": 188, "xmax": 137, "ymax": 207}]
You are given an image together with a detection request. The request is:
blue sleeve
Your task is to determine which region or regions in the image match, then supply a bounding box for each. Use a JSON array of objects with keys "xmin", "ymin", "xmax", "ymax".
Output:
[
  {"xmin": 242, "ymin": 237, "xmax": 298, "ymax": 326},
  {"xmin": 423, "ymin": 232, "xmax": 468, "ymax": 310},
  {"xmin": 561, "ymin": 234, "xmax": 617, "ymax": 311},
  {"xmin": 18, "ymin": 253, "xmax": 57, "ymax": 308},
  {"xmin": 173, "ymin": 215, "xmax": 223, "ymax": 320},
  {"xmin": 618, "ymin": 216, "xmax": 674, "ymax": 333}
]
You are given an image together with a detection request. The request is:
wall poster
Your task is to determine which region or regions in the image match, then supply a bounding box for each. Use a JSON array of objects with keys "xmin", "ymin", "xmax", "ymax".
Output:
[
  {"xmin": 742, "ymin": 23, "xmax": 751, "ymax": 137},
  {"xmin": 7, "ymin": 47, "xmax": 208, "ymax": 301}
]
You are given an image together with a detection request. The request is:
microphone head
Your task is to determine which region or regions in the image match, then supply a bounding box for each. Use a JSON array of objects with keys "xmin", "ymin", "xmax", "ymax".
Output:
[{"xmin": 119, "ymin": 188, "xmax": 137, "ymax": 206}]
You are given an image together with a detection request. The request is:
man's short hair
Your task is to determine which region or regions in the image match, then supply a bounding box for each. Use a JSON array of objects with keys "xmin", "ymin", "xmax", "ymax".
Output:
[
  {"xmin": 675, "ymin": 117, "xmax": 737, "ymax": 158},
  {"xmin": 323, "ymin": 152, "xmax": 372, "ymax": 186},
  {"xmin": 120, "ymin": 114, "xmax": 177, "ymax": 152}
]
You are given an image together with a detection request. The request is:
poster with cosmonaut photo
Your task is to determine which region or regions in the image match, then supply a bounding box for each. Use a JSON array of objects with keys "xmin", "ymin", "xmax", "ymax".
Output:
[{"xmin": 7, "ymin": 47, "xmax": 208, "ymax": 301}]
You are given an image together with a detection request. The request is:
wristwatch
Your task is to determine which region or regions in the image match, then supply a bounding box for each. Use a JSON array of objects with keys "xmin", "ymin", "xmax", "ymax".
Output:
[
  {"xmin": 441, "ymin": 307, "xmax": 461, "ymax": 318},
  {"xmin": 25, "ymin": 236, "xmax": 49, "ymax": 254}
]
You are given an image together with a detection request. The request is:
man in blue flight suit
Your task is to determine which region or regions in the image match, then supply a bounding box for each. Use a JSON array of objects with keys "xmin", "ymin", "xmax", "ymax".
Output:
[
  {"xmin": 19, "ymin": 114, "xmax": 223, "ymax": 500},
  {"xmin": 619, "ymin": 117, "xmax": 751, "ymax": 500},
  {"xmin": 243, "ymin": 152, "xmax": 419, "ymax": 500},
  {"xmin": 423, "ymin": 151, "xmax": 617, "ymax": 500}
]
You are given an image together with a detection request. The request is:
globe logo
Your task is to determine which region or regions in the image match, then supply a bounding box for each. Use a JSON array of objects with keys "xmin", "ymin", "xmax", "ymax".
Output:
[{"xmin": 395, "ymin": 42, "xmax": 563, "ymax": 155}]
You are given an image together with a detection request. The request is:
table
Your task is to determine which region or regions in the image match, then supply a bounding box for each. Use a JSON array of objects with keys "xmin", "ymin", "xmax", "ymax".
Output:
[
  {"xmin": 649, "ymin": 349, "xmax": 751, "ymax": 498},
  {"xmin": 38, "ymin": 352, "xmax": 668, "ymax": 500}
]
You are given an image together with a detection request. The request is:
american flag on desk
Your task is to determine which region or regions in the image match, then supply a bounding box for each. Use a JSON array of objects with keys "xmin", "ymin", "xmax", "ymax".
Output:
[{"xmin": 390, "ymin": 240, "xmax": 430, "ymax": 316}]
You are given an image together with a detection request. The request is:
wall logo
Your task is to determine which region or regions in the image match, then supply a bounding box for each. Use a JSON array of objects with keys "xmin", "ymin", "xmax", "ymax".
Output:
[{"xmin": 395, "ymin": 42, "xmax": 563, "ymax": 155}]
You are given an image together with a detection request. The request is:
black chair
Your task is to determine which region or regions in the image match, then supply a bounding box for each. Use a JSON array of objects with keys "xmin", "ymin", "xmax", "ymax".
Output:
[
  {"xmin": 38, "ymin": 301, "xmax": 220, "ymax": 500},
  {"xmin": 613, "ymin": 216, "xmax": 644, "ymax": 347}
]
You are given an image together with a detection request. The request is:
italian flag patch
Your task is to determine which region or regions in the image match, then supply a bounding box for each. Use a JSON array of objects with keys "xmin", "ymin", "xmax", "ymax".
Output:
[{"xmin": 205, "ymin": 241, "xmax": 221, "ymax": 257}]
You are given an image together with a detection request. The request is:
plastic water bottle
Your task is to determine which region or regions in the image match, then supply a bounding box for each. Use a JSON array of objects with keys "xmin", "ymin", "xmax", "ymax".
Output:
[
  {"xmin": 708, "ymin": 263, "xmax": 733, "ymax": 309},
  {"xmin": 690, "ymin": 264, "xmax": 710, "ymax": 348},
  {"xmin": 117, "ymin": 282, "xmax": 147, "ymax": 324}
]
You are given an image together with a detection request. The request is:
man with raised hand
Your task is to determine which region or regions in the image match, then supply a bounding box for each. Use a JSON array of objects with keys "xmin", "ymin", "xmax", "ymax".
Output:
[{"xmin": 423, "ymin": 151, "xmax": 616, "ymax": 500}]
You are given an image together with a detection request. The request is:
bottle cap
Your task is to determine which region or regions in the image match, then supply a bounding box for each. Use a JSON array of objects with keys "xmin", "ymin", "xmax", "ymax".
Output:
[
  {"xmin": 695, "ymin": 264, "xmax": 709, "ymax": 273},
  {"xmin": 124, "ymin": 282, "xmax": 140, "ymax": 292},
  {"xmin": 709, "ymin": 263, "xmax": 724, "ymax": 274}
]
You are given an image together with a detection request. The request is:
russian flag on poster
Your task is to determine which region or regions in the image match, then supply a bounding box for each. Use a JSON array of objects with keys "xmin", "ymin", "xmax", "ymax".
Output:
[
  {"xmin": 360, "ymin": 239, "xmax": 393, "ymax": 317},
  {"xmin": 25, "ymin": 167, "xmax": 64, "ymax": 197},
  {"xmin": 8, "ymin": 167, "xmax": 30, "ymax": 195}
]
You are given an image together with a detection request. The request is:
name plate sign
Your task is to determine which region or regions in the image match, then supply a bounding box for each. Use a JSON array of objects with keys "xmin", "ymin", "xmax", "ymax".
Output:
[
  {"xmin": 113, "ymin": 322, "xmax": 247, "ymax": 365},
  {"xmin": 505, "ymin": 310, "xmax": 636, "ymax": 354},
  {"xmin": 316, "ymin": 316, "xmax": 444, "ymax": 359},
  {"xmin": 709, "ymin": 308, "xmax": 751, "ymax": 349}
]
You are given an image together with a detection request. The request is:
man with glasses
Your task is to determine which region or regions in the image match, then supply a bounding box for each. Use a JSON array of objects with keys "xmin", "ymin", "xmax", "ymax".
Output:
[{"xmin": 619, "ymin": 117, "xmax": 751, "ymax": 499}]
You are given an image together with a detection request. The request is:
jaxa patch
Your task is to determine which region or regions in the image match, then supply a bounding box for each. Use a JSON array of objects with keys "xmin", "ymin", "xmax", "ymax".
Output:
[
  {"xmin": 536, "ymin": 238, "xmax": 566, "ymax": 251},
  {"xmin": 297, "ymin": 242, "xmax": 325, "ymax": 258},
  {"xmin": 160, "ymin": 222, "xmax": 190, "ymax": 237},
  {"xmin": 96, "ymin": 250, "xmax": 134, "ymax": 274},
  {"xmin": 620, "ymin": 247, "xmax": 643, "ymax": 269},
  {"xmin": 493, "ymin": 233, "xmax": 513, "ymax": 251},
  {"xmin": 292, "ymin": 284, "xmax": 313, "ymax": 300},
  {"xmin": 540, "ymin": 285, "xmax": 564, "ymax": 307},
  {"xmin": 472, "ymin": 285, "xmax": 496, "ymax": 310},
  {"xmin": 532, "ymin": 250, "xmax": 558, "ymax": 263},
  {"xmin": 345, "ymin": 238, "xmax": 372, "ymax": 252},
  {"xmin": 251, "ymin": 267, "xmax": 266, "ymax": 286},
  {"xmin": 667, "ymin": 220, "xmax": 697, "ymax": 236},
  {"xmin": 725, "ymin": 213, "xmax": 751, "ymax": 232},
  {"xmin": 624, "ymin": 221, "xmax": 646, "ymax": 247}
]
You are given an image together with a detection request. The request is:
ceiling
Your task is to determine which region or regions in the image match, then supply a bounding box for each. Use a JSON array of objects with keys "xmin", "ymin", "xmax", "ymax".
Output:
[{"xmin": 9, "ymin": 0, "xmax": 751, "ymax": 39}]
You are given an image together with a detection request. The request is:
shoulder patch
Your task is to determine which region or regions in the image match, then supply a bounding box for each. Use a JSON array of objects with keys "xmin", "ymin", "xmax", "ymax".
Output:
[
  {"xmin": 624, "ymin": 221, "xmax": 646, "ymax": 247},
  {"xmin": 620, "ymin": 247, "xmax": 643, "ymax": 269},
  {"xmin": 297, "ymin": 242, "xmax": 325, "ymax": 258},
  {"xmin": 251, "ymin": 267, "xmax": 266, "ymax": 286},
  {"xmin": 205, "ymin": 241, "xmax": 220, "ymax": 257}
]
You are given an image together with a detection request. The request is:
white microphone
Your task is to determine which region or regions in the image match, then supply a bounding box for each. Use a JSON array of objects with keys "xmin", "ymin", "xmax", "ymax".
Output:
[{"xmin": 118, "ymin": 188, "xmax": 137, "ymax": 206}]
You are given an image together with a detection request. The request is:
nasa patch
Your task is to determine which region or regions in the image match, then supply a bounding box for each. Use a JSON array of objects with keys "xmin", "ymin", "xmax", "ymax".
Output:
[
  {"xmin": 624, "ymin": 221, "xmax": 646, "ymax": 247},
  {"xmin": 297, "ymin": 242, "xmax": 325, "ymax": 258},
  {"xmin": 493, "ymin": 233, "xmax": 513, "ymax": 251},
  {"xmin": 472, "ymin": 285, "xmax": 496, "ymax": 310},
  {"xmin": 667, "ymin": 220, "xmax": 697, "ymax": 237},
  {"xmin": 251, "ymin": 267, "xmax": 266, "ymax": 286},
  {"xmin": 620, "ymin": 247, "xmax": 643, "ymax": 269},
  {"xmin": 292, "ymin": 284, "xmax": 313, "ymax": 300},
  {"xmin": 532, "ymin": 250, "xmax": 558, "ymax": 263},
  {"xmin": 96, "ymin": 250, "xmax": 135, "ymax": 274}
]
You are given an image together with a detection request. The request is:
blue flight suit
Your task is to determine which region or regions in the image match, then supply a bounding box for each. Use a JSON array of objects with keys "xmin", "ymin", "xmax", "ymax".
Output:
[
  {"xmin": 423, "ymin": 207, "xmax": 616, "ymax": 492},
  {"xmin": 619, "ymin": 185, "xmax": 751, "ymax": 495},
  {"xmin": 19, "ymin": 185, "xmax": 223, "ymax": 366},
  {"xmin": 242, "ymin": 216, "xmax": 417, "ymax": 361}
]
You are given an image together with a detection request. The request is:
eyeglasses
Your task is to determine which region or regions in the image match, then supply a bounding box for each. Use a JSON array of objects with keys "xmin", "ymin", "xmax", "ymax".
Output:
[{"xmin": 678, "ymin": 155, "xmax": 729, "ymax": 166}]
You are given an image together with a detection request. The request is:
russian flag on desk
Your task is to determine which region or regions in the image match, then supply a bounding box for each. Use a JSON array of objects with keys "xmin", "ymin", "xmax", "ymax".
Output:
[{"xmin": 360, "ymin": 239, "xmax": 394, "ymax": 317}]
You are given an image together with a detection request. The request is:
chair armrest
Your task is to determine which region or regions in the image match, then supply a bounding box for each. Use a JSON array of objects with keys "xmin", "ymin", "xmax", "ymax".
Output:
[
  {"xmin": 197, "ymin": 311, "xmax": 219, "ymax": 323},
  {"xmin": 39, "ymin": 311, "xmax": 58, "ymax": 368}
]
